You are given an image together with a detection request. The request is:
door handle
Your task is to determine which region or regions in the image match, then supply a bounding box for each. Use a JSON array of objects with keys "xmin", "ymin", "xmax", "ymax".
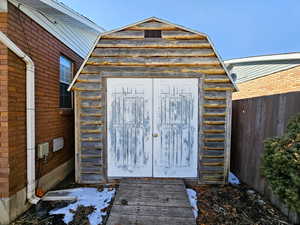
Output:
[{"xmin": 152, "ymin": 133, "xmax": 159, "ymax": 137}]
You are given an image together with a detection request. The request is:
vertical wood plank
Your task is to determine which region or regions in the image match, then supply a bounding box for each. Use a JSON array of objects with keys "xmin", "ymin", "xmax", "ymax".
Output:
[
  {"xmin": 102, "ymin": 77, "xmax": 108, "ymax": 182},
  {"xmin": 277, "ymin": 94, "xmax": 286, "ymax": 135},
  {"xmin": 198, "ymin": 77, "xmax": 204, "ymax": 184},
  {"xmin": 74, "ymin": 91, "xmax": 81, "ymax": 183},
  {"xmin": 224, "ymin": 90, "xmax": 232, "ymax": 183},
  {"xmin": 253, "ymin": 98, "xmax": 265, "ymax": 194}
]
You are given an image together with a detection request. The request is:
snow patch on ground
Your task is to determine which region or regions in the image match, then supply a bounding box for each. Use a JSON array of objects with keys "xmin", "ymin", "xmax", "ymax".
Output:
[
  {"xmin": 49, "ymin": 187, "xmax": 115, "ymax": 225},
  {"xmin": 186, "ymin": 188, "xmax": 198, "ymax": 218},
  {"xmin": 229, "ymin": 172, "xmax": 240, "ymax": 185}
]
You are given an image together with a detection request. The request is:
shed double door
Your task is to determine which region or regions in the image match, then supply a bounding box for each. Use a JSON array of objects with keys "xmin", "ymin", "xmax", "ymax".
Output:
[{"xmin": 107, "ymin": 78, "xmax": 198, "ymax": 178}]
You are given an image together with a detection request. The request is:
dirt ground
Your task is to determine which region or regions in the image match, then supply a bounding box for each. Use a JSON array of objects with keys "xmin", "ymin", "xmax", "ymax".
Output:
[
  {"xmin": 10, "ymin": 175, "xmax": 115, "ymax": 225},
  {"xmin": 10, "ymin": 195, "xmax": 114, "ymax": 225},
  {"xmin": 10, "ymin": 175, "xmax": 292, "ymax": 225},
  {"xmin": 193, "ymin": 184, "xmax": 292, "ymax": 225}
]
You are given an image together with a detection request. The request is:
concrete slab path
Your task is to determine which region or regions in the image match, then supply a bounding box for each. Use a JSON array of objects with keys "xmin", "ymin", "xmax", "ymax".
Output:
[{"xmin": 106, "ymin": 179, "xmax": 196, "ymax": 225}]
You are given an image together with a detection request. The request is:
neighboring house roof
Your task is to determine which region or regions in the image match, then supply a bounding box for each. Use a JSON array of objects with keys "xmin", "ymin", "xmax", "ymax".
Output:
[
  {"xmin": 68, "ymin": 17, "xmax": 238, "ymax": 91},
  {"xmin": 225, "ymin": 52, "xmax": 300, "ymax": 83},
  {"xmin": 9, "ymin": 0, "xmax": 105, "ymax": 58}
]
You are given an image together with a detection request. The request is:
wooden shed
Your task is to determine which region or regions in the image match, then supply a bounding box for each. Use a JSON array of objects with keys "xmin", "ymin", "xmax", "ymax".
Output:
[{"xmin": 68, "ymin": 17, "xmax": 236, "ymax": 184}]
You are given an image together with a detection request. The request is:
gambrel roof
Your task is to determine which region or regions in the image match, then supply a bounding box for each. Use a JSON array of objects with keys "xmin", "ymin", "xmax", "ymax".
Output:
[{"xmin": 68, "ymin": 17, "xmax": 237, "ymax": 90}]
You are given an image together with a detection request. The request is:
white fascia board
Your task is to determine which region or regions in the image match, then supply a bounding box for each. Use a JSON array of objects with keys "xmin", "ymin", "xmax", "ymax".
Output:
[
  {"xmin": 40, "ymin": 0, "xmax": 105, "ymax": 33},
  {"xmin": 225, "ymin": 53, "xmax": 300, "ymax": 65}
]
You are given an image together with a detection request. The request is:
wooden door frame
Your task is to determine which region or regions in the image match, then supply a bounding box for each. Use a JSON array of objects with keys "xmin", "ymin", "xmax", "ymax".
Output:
[{"xmin": 103, "ymin": 74, "xmax": 204, "ymax": 181}]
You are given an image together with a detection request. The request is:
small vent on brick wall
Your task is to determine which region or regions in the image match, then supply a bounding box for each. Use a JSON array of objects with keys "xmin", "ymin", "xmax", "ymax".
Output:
[{"xmin": 144, "ymin": 30, "xmax": 162, "ymax": 38}]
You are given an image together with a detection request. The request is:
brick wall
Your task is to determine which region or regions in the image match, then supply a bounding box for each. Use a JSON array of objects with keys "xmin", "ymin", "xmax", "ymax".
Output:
[
  {"xmin": 0, "ymin": 11, "xmax": 9, "ymax": 198},
  {"xmin": 4, "ymin": 3, "xmax": 83, "ymax": 196},
  {"xmin": 233, "ymin": 66, "xmax": 300, "ymax": 100}
]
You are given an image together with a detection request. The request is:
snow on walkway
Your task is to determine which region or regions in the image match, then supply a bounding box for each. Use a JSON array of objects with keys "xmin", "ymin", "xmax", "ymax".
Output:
[{"xmin": 49, "ymin": 187, "xmax": 115, "ymax": 225}]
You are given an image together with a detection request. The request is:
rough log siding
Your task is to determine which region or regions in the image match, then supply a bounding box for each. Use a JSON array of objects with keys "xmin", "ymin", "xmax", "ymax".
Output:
[
  {"xmin": 75, "ymin": 75, "xmax": 105, "ymax": 183},
  {"xmin": 73, "ymin": 19, "xmax": 233, "ymax": 183}
]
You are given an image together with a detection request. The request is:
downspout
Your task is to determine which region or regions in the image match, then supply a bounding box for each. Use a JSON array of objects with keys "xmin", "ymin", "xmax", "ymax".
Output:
[{"xmin": 0, "ymin": 31, "xmax": 40, "ymax": 204}]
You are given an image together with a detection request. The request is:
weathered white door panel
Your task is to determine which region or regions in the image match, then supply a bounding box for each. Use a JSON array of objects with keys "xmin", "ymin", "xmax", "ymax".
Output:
[
  {"xmin": 153, "ymin": 79, "xmax": 198, "ymax": 177},
  {"xmin": 107, "ymin": 78, "xmax": 153, "ymax": 177}
]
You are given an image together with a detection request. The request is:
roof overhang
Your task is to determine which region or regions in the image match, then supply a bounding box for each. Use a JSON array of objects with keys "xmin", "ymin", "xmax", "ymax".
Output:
[
  {"xmin": 225, "ymin": 52, "xmax": 300, "ymax": 66},
  {"xmin": 10, "ymin": 0, "xmax": 105, "ymax": 33}
]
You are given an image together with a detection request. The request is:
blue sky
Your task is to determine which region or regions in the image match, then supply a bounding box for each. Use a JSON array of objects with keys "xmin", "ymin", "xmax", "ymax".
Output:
[{"xmin": 61, "ymin": 0, "xmax": 300, "ymax": 60}]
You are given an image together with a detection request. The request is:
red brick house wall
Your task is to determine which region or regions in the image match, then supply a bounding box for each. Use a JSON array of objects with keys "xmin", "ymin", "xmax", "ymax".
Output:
[
  {"xmin": 0, "ymin": 11, "xmax": 9, "ymax": 199},
  {"xmin": 233, "ymin": 66, "xmax": 300, "ymax": 100},
  {"xmin": 0, "ymin": 2, "xmax": 83, "ymax": 199}
]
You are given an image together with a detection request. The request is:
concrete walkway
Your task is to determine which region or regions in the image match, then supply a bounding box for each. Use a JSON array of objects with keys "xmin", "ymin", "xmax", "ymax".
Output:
[{"xmin": 106, "ymin": 179, "xmax": 196, "ymax": 225}]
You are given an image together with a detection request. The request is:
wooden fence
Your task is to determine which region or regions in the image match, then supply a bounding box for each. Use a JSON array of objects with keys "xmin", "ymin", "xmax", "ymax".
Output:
[{"xmin": 231, "ymin": 91, "xmax": 300, "ymax": 224}]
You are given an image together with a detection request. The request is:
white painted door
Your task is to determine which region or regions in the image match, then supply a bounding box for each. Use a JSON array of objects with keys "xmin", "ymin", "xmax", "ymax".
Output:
[
  {"xmin": 107, "ymin": 79, "xmax": 153, "ymax": 177},
  {"xmin": 107, "ymin": 78, "xmax": 198, "ymax": 178},
  {"xmin": 153, "ymin": 79, "xmax": 198, "ymax": 177}
]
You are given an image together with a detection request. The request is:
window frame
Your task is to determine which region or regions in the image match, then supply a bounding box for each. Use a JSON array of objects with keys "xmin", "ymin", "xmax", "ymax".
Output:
[{"xmin": 59, "ymin": 55, "xmax": 74, "ymax": 109}]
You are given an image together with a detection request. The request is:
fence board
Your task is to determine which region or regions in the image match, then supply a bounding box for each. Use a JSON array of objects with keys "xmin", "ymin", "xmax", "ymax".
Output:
[{"xmin": 231, "ymin": 91, "xmax": 300, "ymax": 224}]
